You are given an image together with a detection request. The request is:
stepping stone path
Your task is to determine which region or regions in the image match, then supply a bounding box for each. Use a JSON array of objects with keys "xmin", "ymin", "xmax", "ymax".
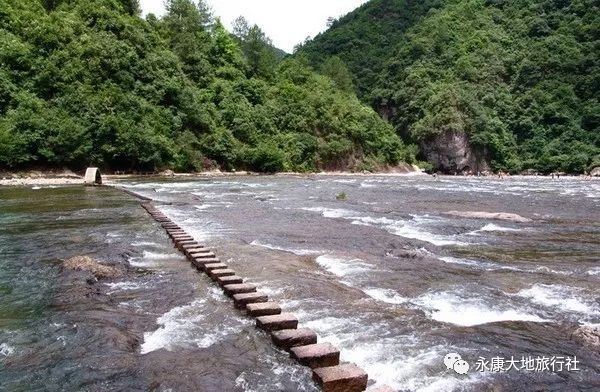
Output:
[{"xmin": 139, "ymin": 201, "xmax": 371, "ymax": 391}]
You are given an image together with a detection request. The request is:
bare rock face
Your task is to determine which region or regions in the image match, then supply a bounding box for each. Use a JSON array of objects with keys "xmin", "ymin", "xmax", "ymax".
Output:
[
  {"xmin": 63, "ymin": 256, "xmax": 122, "ymax": 279},
  {"xmin": 572, "ymin": 325, "xmax": 600, "ymax": 350},
  {"xmin": 420, "ymin": 131, "xmax": 489, "ymax": 174}
]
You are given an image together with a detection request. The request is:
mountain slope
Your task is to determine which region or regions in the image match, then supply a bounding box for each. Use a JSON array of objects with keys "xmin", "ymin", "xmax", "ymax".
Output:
[
  {"xmin": 299, "ymin": 0, "xmax": 600, "ymax": 174},
  {"xmin": 0, "ymin": 0, "xmax": 415, "ymax": 172}
]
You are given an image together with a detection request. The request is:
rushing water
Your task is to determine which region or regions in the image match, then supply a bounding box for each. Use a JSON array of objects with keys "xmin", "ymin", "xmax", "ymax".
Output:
[{"xmin": 1, "ymin": 176, "xmax": 599, "ymax": 391}]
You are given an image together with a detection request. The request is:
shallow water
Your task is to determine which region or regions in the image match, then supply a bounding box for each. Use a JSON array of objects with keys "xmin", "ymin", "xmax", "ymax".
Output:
[{"xmin": 1, "ymin": 176, "xmax": 599, "ymax": 391}]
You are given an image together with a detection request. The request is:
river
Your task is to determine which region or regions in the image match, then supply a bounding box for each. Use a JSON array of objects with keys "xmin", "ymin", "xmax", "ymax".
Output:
[{"xmin": 1, "ymin": 175, "xmax": 599, "ymax": 391}]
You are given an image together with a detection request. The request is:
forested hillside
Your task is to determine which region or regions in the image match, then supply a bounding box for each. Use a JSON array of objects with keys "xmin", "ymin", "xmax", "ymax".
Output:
[
  {"xmin": 0, "ymin": 0, "xmax": 415, "ymax": 172},
  {"xmin": 299, "ymin": 0, "xmax": 599, "ymax": 174}
]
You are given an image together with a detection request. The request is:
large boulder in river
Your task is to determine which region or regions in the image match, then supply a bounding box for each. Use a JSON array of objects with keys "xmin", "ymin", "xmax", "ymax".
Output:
[
  {"xmin": 63, "ymin": 256, "xmax": 122, "ymax": 279},
  {"xmin": 590, "ymin": 167, "xmax": 600, "ymax": 177},
  {"xmin": 420, "ymin": 130, "xmax": 490, "ymax": 174}
]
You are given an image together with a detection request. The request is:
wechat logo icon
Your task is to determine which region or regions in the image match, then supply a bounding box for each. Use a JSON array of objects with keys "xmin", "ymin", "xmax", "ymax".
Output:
[{"xmin": 444, "ymin": 352, "xmax": 470, "ymax": 375}]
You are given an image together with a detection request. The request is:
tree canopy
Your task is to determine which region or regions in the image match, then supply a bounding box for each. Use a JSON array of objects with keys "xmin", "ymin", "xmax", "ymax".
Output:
[
  {"xmin": 0, "ymin": 0, "xmax": 415, "ymax": 172},
  {"xmin": 298, "ymin": 0, "xmax": 599, "ymax": 173}
]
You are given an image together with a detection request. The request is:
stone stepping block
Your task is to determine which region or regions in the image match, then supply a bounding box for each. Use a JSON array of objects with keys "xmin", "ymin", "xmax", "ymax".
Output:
[
  {"xmin": 290, "ymin": 343, "xmax": 340, "ymax": 369},
  {"xmin": 171, "ymin": 234, "xmax": 193, "ymax": 240},
  {"xmin": 192, "ymin": 258, "xmax": 221, "ymax": 270},
  {"xmin": 233, "ymin": 292, "xmax": 268, "ymax": 309},
  {"xmin": 256, "ymin": 313, "xmax": 298, "ymax": 332},
  {"xmin": 216, "ymin": 275, "xmax": 243, "ymax": 287},
  {"xmin": 246, "ymin": 302, "xmax": 281, "ymax": 317},
  {"xmin": 312, "ymin": 363, "xmax": 368, "ymax": 392},
  {"xmin": 204, "ymin": 263, "xmax": 228, "ymax": 272},
  {"xmin": 271, "ymin": 328, "xmax": 317, "ymax": 350},
  {"xmin": 190, "ymin": 252, "xmax": 215, "ymax": 259},
  {"xmin": 223, "ymin": 283, "xmax": 256, "ymax": 297},
  {"xmin": 173, "ymin": 239, "xmax": 195, "ymax": 245},
  {"xmin": 162, "ymin": 224, "xmax": 180, "ymax": 229},
  {"xmin": 175, "ymin": 240, "xmax": 198, "ymax": 248},
  {"xmin": 182, "ymin": 244, "xmax": 206, "ymax": 252},
  {"xmin": 167, "ymin": 228, "xmax": 186, "ymax": 233},
  {"xmin": 186, "ymin": 250, "xmax": 211, "ymax": 258},
  {"xmin": 185, "ymin": 246, "xmax": 208, "ymax": 253},
  {"xmin": 209, "ymin": 268, "xmax": 236, "ymax": 279}
]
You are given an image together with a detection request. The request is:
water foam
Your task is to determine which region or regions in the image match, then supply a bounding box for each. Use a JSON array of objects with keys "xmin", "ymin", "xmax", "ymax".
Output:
[
  {"xmin": 302, "ymin": 207, "xmax": 356, "ymax": 218},
  {"xmin": 250, "ymin": 239, "xmax": 321, "ymax": 256},
  {"xmin": 414, "ymin": 291, "xmax": 548, "ymax": 326},
  {"xmin": 0, "ymin": 342, "xmax": 14, "ymax": 357},
  {"xmin": 468, "ymin": 223, "xmax": 523, "ymax": 235},
  {"xmin": 129, "ymin": 250, "xmax": 181, "ymax": 267},
  {"xmin": 315, "ymin": 255, "xmax": 372, "ymax": 277},
  {"xmin": 130, "ymin": 241, "xmax": 159, "ymax": 247},
  {"xmin": 105, "ymin": 281, "xmax": 144, "ymax": 293},
  {"xmin": 363, "ymin": 288, "xmax": 408, "ymax": 304},
  {"xmin": 301, "ymin": 315, "xmax": 485, "ymax": 391},
  {"xmin": 586, "ymin": 267, "xmax": 600, "ymax": 276},
  {"xmin": 141, "ymin": 299, "xmax": 242, "ymax": 354},
  {"xmin": 517, "ymin": 284, "xmax": 599, "ymax": 315}
]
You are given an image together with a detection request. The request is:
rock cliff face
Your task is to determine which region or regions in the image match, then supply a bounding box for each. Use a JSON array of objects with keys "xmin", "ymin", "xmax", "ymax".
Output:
[{"xmin": 420, "ymin": 131, "xmax": 489, "ymax": 174}]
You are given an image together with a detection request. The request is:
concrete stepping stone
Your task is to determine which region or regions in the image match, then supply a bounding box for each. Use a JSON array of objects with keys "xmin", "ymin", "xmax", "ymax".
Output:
[
  {"xmin": 175, "ymin": 240, "xmax": 197, "ymax": 247},
  {"xmin": 246, "ymin": 302, "xmax": 281, "ymax": 317},
  {"xmin": 208, "ymin": 268, "xmax": 235, "ymax": 279},
  {"xmin": 190, "ymin": 252, "xmax": 215, "ymax": 259},
  {"xmin": 216, "ymin": 275, "xmax": 243, "ymax": 287},
  {"xmin": 204, "ymin": 262, "xmax": 228, "ymax": 272},
  {"xmin": 183, "ymin": 245, "xmax": 207, "ymax": 253},
  {"xmin": 290, "ymin": 343, "xmax": 340, "ymax": 368},
  {"xmin": 271, "ymin": 328, "xmax": 317, "ymax": 350},
  {"xmin": 256, "ymin": 313, "xmax": 298, "ymax": 332},
  {"xmin": 191, "ymin": 258, "xmax": 219, "ymax": 271},
  {"xmin": 233, "ymin": 292, "xmax": 268, "ymax": 308},
  {"xmin": 312, "ymin": 363, "xmax": 368, "ymax": 392},
  {"xmin": 223, "ymin": 283, "xmax": 256, "ymax": 296},
  {"xmin": 171, "ymin": 234, "xmax": 193, "ymax": 240}
]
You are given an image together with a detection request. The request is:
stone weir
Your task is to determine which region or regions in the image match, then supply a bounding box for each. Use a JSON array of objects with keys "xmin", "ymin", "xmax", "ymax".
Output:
[{"xmin": 130, "ymin": 195, "xmax": 381, "ymax": 391}]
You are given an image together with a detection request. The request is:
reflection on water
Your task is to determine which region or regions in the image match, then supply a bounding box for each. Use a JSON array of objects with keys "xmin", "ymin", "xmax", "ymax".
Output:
[{"xmin": 1, "ymin": 176, "xmax": 599, "ymax": 391}]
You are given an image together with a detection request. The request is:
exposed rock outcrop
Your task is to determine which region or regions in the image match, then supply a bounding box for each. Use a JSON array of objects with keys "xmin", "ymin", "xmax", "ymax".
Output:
[
  {"xmin": 590, "ymin": 167, "xmax": 600, "ymax": 177},
  {"xmin": 420, "ymin": 131, "xmax": 489, "ymax": 174},
  {"xmin": 62, "ymin": 256, "xmax": 122, "ymax": 279}
]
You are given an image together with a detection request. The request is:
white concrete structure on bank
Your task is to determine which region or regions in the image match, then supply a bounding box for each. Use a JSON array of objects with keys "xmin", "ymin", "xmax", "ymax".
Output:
[{"xmin": 83, "ymin": 167, "xmax": 102, "ymax": 186}]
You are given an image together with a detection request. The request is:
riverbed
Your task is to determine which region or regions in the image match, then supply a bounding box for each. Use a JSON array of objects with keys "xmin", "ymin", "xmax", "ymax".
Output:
[{"xmin": 1, "ymin": 175, "xmax": 599, "ymax": 391}]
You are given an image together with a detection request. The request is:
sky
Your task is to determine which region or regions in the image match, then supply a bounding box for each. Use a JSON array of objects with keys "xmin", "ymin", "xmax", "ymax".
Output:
[{"xmin": 139, "ymin": 0, "xmax": 369, "ymax": 53}]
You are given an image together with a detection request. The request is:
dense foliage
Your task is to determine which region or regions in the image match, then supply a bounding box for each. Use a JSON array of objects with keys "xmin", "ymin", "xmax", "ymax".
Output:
[
  {"xmin": 0, "ymin": 0, "xmax": 414, "ymax": 172},
  {"xmin": 299, "ymin": 0, "xmax": 599, "ymax": 173}
]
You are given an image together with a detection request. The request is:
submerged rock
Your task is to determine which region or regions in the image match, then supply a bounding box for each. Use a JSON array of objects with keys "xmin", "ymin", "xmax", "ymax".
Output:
[
  {"xmin": 445, "ymin": 210, "xmax": 532, "ymax": 223},
  {"xmin": 572, "ymin": 325, "xmax": 600, "ymax": 350},
  {"xmin": 62, "ymin": 256, "xmax": 122, "ymax": 279}
]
